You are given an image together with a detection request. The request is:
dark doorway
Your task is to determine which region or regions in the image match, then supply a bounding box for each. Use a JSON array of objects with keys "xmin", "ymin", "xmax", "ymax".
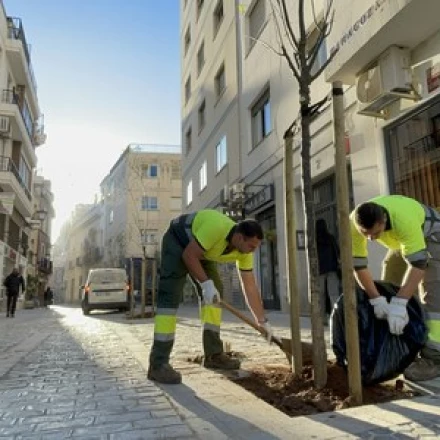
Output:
[{"xmin": 256, "ymin": 208, "xmax": 280, "ymax": 310}]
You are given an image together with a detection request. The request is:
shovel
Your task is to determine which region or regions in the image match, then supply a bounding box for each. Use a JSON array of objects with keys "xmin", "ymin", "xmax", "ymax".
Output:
[{"xmin": 220, "ymin": 300, "xmax": 313, "ymax": 363}]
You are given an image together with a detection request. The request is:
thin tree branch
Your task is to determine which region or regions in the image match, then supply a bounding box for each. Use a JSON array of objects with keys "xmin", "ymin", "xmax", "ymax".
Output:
[
  {"xmin": 278, "ymin": 0, "xmax": 300, "ymax": 51},
  {"xmin": 281, "ymin": 44, "xmax": 301, "ymax": 82}
]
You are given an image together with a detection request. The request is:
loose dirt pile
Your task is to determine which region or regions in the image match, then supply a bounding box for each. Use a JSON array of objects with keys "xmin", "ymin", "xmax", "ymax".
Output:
[{"xmin": 233, "ymin": 361, "xmax": 416, "ymax": 417}]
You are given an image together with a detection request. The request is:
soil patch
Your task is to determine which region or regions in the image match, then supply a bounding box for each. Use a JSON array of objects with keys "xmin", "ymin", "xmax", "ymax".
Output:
[{"xmin": 233, "ymin": 361, "xmax": 417, "ymax": 417}]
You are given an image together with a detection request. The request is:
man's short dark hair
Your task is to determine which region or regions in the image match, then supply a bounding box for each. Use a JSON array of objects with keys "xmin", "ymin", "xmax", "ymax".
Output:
[
  {"xmin": 236, "ymin": 219, "xmax": 264, "ymax": 240},
  {"xmin": 355, "ymin": 202, "xmax": 385, "ymax": 229}
]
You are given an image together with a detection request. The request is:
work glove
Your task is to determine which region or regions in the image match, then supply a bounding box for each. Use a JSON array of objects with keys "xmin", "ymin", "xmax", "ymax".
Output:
[
  {"xmin": 200, "ymin": 279, "xmax": 219, "ymax": 304},
  {"xmin": 387, "ymin": 297, "xmax": 409, "ymax": 335},
  {"xmin": 369, "ymin": 295, "xmax": 389, "ymax": 320},
  {"xmin": 258, "ymin": 319, "xmax": 273, "ymax": 344}
]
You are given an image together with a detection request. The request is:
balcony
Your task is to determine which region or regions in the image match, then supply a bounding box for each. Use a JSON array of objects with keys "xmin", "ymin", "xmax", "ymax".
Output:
[
  {"xmin": 0, "ymin": 155, "xmax": 31, "ymax": 201},
  {"xmin": 1, "ymin": 89, "xmax": 45, "ymax": 148},
  {"xmin": 6, "ymin": 17, "xmax": 38, "ymax": 96},
  {"xmin": 37, "ymin": 257, "xmax": 52, "ymax": 275}
]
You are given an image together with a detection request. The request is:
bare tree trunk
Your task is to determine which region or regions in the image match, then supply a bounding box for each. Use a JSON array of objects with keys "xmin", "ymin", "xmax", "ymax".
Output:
[
  {"xmin": 284, "ymin": 131, "xmax": 303, "ymax": 374},
  {"xmin": 152, "ymin": 258, "xmax": 157, "ymax": 314},
  {"xmin": 141, "ymin": 257, "xmax": 146, "ymax": 317},
  {"xmin": 300, "ymin": 86, "xmax": 327, "ymax": 389}
]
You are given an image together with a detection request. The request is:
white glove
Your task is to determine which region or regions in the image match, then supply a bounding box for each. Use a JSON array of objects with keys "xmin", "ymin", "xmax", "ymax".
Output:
[
  {"xmin": 369, "ymin": 296, "xmax": 389, "ymax": 320},
  {"xmin": 200, "ymin": 280, "xmax": 219, "ymax": 304},
  {"xmin": 259, "ymin": 319, "xmax": 273, "ymax": 344},
  {"xmin": 387, "ymin": 297, "xmax": 409, "ymax": 335}
]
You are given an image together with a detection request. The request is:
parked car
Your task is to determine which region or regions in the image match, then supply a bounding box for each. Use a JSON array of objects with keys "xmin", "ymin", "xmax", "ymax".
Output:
[{"xmin": 81, "ymin": 268, "xmax": 131, "ymax": 315}]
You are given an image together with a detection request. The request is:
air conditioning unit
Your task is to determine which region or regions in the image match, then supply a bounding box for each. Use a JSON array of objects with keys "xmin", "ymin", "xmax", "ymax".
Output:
[
  {"xmin": 0, "ymin": 116, "xmax": 10, "ymax": 133},
  {"xmin": 356, "ymin": 46, "xmax": 415, "ymax": 118},
  {"xmin": 230, "ymin": 183, "xmax": 246, "ymax": 202},
  {"xmin": 219, "ymin": 185, "xmax": 230, "ymax": 205}
]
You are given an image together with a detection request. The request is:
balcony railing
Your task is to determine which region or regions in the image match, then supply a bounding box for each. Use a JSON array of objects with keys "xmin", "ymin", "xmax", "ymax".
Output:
[
  {"xmin": 6, "ymin": 17, "xmax": 37, "ymax": 92},
  {"xmin": 0, "ymin": 155, "xmax": 31, "ymax": 200},
  {"xmin": 37, "ymin": 257, "xmax": 52, "ymax": 274},
  {"xmin": 2, "ymin": 89, "xmax": 44, "ymax": 145}
]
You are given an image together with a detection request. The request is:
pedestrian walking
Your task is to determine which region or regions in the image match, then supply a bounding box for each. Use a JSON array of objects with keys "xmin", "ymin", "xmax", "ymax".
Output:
[
  {"xmin": 44, "ymin": 286, "xmax": 53, "ymax": 307},
  {"xmin": 350, "ymin": 194, "xmax": 440, "ymax": 381},
  {"xmin": 315, "ymin": 218, "xmax": 341, "ymax": 325},
  {"xmin": 3, "ymin": 267, "xmax": 25, "ymax": 318},
  {"xmin": 148, "ymin": 209, "xmax": 273, "ymax": 384}
]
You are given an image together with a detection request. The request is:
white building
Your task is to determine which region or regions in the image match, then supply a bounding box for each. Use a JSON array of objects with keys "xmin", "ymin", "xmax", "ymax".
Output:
[
  {"xmin": 180, "ymin": 0, "xmax": 440, "ymax": 314},
  {"xmin": 0, "ymin": 3, "xmax": 47, "ymax": 302}
]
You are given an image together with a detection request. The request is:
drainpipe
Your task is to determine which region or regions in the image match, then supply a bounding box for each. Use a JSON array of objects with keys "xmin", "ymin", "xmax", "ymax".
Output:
[{"xmin": 234, "ymin": 0, "xmax": 243, "ymax": 189}]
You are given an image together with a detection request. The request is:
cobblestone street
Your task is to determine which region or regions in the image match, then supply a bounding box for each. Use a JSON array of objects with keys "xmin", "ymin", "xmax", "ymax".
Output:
[
  {"xmin": 0, "ymin": 305, "xmax": 439, "ymax": 439},
  {"xmin": 0, "ymin": 307, "xmax": 193, "ymax": 439}
]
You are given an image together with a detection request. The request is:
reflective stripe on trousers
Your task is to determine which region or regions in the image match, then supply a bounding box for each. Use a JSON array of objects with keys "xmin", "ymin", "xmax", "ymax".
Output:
[{"xmin": 153, "ymin": 308, "xmax": 178, "ymax": 342}]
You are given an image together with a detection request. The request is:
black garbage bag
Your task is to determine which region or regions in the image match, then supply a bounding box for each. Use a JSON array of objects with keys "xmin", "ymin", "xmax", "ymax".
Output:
[{"xmin": 331, "ymin": 281, "xmax": 427, "ymax": 385}]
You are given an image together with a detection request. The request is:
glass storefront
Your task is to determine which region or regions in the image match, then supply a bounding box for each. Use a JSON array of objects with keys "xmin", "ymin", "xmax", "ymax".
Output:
[{"xmin": 385, "ymin": 97, "xmax": 440, "ymax": 206}]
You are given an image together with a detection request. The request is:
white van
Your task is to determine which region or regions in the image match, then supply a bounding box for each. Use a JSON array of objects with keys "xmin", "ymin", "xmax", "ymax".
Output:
[{"xmin": 81, "ymin": 268, "xmax": 131, "ymax": 315}]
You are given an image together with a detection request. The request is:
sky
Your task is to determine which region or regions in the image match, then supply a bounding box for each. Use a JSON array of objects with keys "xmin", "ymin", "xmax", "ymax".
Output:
[{"xmin": 5, "ymin": 0, "xmax": 181, "ymax": 242}]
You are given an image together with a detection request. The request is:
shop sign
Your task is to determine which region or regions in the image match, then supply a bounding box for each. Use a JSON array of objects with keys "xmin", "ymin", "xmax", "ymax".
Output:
[
  {"xmin": 222, "ymin": 207, "xmax": 244, "ymax": 221},
  {"xmin": 426, "ymin": 64, "xmax": 440, "ymax": 93},
  {"xmin": 244, "ymin": 184, "xmax": 274, "ymax": 213},
  {"xmin": 329, "ymin": 0, "xmax": 389, "ymax": 56}
]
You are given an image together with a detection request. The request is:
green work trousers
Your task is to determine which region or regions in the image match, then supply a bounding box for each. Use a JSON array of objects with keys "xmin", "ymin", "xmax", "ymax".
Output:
[{"xmin": 149, "ymin": 228, "xmax": 224, "ymax": 368}]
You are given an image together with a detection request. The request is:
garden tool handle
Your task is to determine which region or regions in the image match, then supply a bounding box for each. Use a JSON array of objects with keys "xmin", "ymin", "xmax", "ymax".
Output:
[{"xmin": 219, "ymin": 300, "xmax": 284, "ymax": 349}]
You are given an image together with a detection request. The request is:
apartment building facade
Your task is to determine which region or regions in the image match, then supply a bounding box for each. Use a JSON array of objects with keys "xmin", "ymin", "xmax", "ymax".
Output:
[
  {"xmin": 0, "ymin": 2, "xmax": 47, "ymax": 300},
  {"xmin": 100, "ymin": 144, "xmax": 182, "ymax": 296},
  {"xmin": 59, "ymin": 144, "xmax": 182, "ymax": 304},
  {"xmin": 180, "ymin": 0, "xmax": 440, "ymax": 314},
  {"xmin": 27, "ymin": 174, "xmax": 54, "ymax": 304},
  {"xmin": 63, "ymin": 203, "xmax": 103, "ymax": 304}
]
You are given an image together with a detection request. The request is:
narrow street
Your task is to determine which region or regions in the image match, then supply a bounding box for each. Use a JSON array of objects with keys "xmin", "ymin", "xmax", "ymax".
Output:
[
  {"xmin": 1, "ymin": 306, "xmax": 440, "ymax": 440},
  {"xmin": 0, "ymin": 306, "xmax": 194, "ymax": 439}
]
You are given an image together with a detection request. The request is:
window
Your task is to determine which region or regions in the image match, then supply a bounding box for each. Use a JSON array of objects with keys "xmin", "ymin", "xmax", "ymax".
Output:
[
  {"xmin": 216, "ymin": 135, "xmax": 227, "ymax": 172},
  {"xmin": 198, "ymin": 99, "xmax": 206, "ymax": 133},
  {"xmin": 197, "ymin": 0, "xmax": 204, "ymax": 20},
  {"xmin": 213, "ymin": 0, "xmax": 224, "ymax": 37},
  {"xmin": 185, "ymin": 76, "xmax": 191, "ymax": 103},
  {"xmin": 171, "ymin": 161, "xmax": 181, "ymax": 179},
  {"xmin": 248, "ymin": 0, "xmax": 265, "ymax": 50},
  {"xmin": 186, "ymin": 180, "xmax": 193, "ymax": 206},
  {"xmin": 215, "ymin": 63, "xmax": 225, "ymax": 98},
  {"xmin": 184, "ymin": 26, "xmax": 191, "ymax": 55},
  {"xmin": 141, "ymin": 196, "xmax": 158, "ymax": 210},
  {"xmin": 141, "ymin": 229, "xmax": 157, "ymax": 245},
  {"xmin": 197, "ymin": 41, "xmax": 205, "ymax": 76},
  {"xmin": 109, "ymin": 209, "xmax": 114, "ymax": 224},
  {"xmin": 386, "ymin": 105, "xmax": 440, "ymax": 207},
  {"xmin": 199, "ymin": 160, "xmax": 207, "ymax": 191},
  {"xmin": 251, "ymin": 89, "xmax": 271, "ymax": 148},
  {"xmin": 185, "ymin": 127, "xmax": 192, "ymax": 155},
  {"xmin": 19, "ymin": 157, "xmax": 30, "ymax": 189},
  {"xmin": 142, "ymin": 164, "xmax": 158, "ymax": 178},
  {"xmin": 307, "ymin": 24, "xmax": 327, "ymax": 77}
]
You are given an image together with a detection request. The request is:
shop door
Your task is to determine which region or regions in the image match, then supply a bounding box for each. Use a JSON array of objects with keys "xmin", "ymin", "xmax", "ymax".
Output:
[
  {"xmin": 256, "ymin": 209, "xmax": 280, "ymax": 310},
  {"xmin": 313, "ymin": 171, "xmax": 354, "ymax": 237}
]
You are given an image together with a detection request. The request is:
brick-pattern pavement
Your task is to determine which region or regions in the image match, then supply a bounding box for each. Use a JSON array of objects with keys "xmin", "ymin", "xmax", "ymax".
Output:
[
  {"xmin": 0, "ymin": 306, "xmax": 439, "ymax": 439},
  {"xmin": 0, "ymin": 309, "xmax": 194, "ymax": 439}
]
